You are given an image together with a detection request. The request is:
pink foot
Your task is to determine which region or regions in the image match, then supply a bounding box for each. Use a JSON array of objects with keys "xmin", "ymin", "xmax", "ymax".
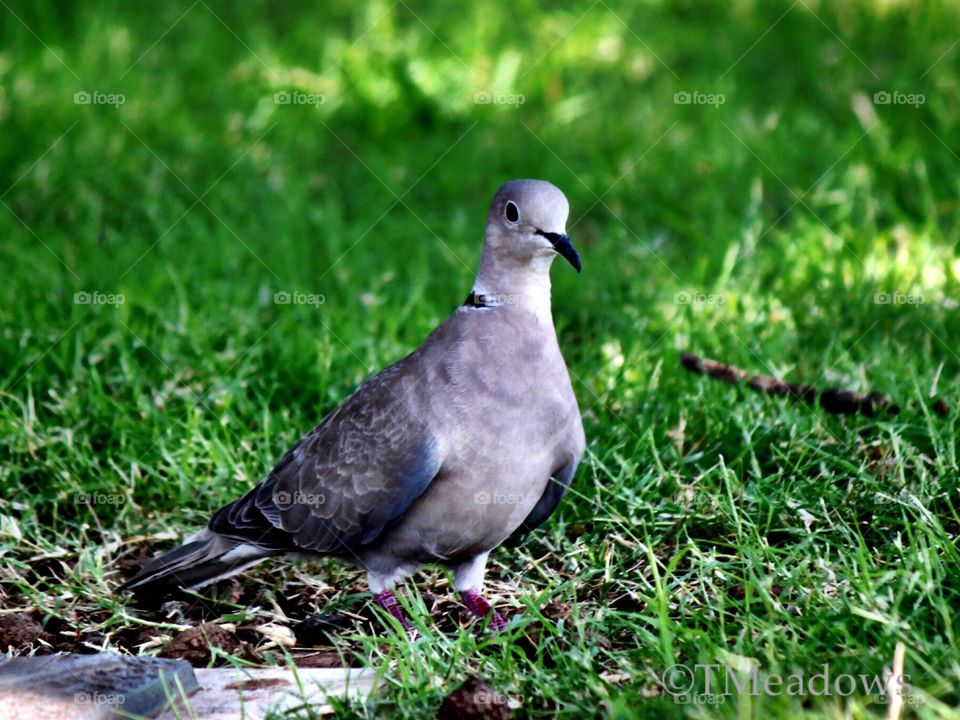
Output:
[
  {"xmin": 374, "ymin": 590, "xmax": 412, "ymax": 633},
  {"xmin": 460, "ymin": 589, "xmax": 508, "ymax": 631}
]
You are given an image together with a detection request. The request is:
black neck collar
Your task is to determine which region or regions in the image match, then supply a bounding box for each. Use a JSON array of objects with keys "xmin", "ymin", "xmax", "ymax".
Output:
[{"xmin": 463, "ymin": 291, "xmax": 498, "ymax": 308}]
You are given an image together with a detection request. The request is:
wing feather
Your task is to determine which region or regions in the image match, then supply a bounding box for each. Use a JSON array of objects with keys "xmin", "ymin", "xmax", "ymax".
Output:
[{"xmin": 210, "ymin": 362, "xmax": 443, "ymax": 554}]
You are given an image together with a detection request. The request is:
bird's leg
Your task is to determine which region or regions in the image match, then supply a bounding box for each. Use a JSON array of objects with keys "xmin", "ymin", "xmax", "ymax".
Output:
[
  {"xmin": 460, "ymin": 588, "xmax": 508, "ymax": 631},
  {"xmin": 453, "ymin": 552, "xmax": 507, "ymax": 631},
  {"xmin": 373, "ymin": 589, "xmax": 412, "ymax": 633}
]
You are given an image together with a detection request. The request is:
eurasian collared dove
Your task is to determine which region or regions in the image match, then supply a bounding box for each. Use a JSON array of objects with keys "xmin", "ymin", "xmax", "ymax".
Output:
[{"xmin": 121, "ymin": 179, "xmax": 585, "ymax": 632}]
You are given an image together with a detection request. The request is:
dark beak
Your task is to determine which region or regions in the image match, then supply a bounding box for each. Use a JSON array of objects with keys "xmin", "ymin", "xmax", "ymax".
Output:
[{"xmin": 536, "ymin": 230, "xmax": 581, "ymax": 273}]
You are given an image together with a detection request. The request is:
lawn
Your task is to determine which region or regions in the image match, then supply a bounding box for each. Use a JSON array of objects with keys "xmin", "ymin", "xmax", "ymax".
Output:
[{"xmin": 1, "ymin": 0, "xmax": 959, "ymax": 718}]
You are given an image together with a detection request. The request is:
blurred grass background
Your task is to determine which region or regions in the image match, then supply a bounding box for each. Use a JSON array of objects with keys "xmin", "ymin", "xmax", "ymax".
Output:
[{"xmin": 1, "ymin": 0, "xmax": 959, "ymax": 718}]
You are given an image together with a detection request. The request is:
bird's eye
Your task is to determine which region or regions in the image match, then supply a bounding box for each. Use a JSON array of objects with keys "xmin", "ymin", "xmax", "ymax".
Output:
[{"xmin": 504, "ymin": 201, "xmax": 520, "ymax": 224}]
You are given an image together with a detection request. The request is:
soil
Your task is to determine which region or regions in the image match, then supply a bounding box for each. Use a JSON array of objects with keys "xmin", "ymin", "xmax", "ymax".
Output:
[
  {"xmin": 159, "ymin": 623, "xmax": 240, "ymax": 665},
  {"xmin": 0, "ymin": 614, "xmax": 51, "ymax": 651},
  {"xmin": 0, "ymin": 539, "xmax": 381, "ymax": 667},
  {"xmin": 0, "ymin": 538, "xmax": 594, "ymax": 672},
  {"xmin": 437, "ymin": 675, "xmax": 513, "ymax": 720}
]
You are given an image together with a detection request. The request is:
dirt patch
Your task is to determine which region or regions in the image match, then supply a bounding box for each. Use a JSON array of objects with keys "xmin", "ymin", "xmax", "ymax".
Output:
[
  {"xmin": 292, "ymin": 613, "xmax": 353, "ymax": 647},
  {"xmin": 160, "ymin": 623, "xmax": 240, "ymax": 666},
  {"xmin": 0, "ymin": 613, "xmax": 50, "ymax": 651},
  {"xmin": 541, "ymin": 602, "xmax": 572, "ymax": 621},
  {"xmin": 289, "ymin": 649, "xmax": 358, "ymax": 668},
  {"xmin": 1, "ymin": 537, "xmax": 614, "ymax": 670},
  {"xmin": 437, "ymin": 675, "xmax": 513, "ymax": 720}
]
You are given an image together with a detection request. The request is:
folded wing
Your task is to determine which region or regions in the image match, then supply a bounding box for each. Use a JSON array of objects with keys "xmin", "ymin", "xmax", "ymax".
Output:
[{"xmin": 210, "ymin": 365, "xmax": 442, "ymax": 555}]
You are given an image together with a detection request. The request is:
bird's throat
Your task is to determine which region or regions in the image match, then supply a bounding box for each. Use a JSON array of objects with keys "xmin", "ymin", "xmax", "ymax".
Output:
[{"xmin": 472, "ymin": 252, "xmax": 554, "ymax": 317}]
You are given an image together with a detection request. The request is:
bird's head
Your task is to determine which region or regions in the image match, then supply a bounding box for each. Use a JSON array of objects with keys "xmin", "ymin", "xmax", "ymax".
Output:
[{"xmin": 483, "ymin": 179, "xmax": 580, "ymax": 273}]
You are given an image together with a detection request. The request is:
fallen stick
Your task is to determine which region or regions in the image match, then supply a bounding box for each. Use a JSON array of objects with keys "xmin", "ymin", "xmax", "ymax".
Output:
[{"xmin": 681, "ymin": 352, "xmax": 949, "ymax": 418}]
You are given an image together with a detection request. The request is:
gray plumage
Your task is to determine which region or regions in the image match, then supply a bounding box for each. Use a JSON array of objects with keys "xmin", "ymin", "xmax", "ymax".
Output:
[{"xmin": 122, "ymin": 179, "xmax": 585, "ymax": 628}]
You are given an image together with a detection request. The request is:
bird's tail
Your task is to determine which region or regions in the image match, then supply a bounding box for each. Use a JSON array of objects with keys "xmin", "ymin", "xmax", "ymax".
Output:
[{"xmin": 119, "ymin": 529, "xmax": 273, "ymax": 596}]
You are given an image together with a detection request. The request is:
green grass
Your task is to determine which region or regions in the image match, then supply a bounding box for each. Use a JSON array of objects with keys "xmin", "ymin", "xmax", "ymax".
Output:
[{"xmin": 1, "ymin": 0, "xmax": 959, "ymax": 717}]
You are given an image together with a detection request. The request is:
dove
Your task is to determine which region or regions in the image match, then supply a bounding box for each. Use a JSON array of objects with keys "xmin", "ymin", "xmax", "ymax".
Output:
[{"xmin": 121, "ymin": 179, "xmax": 585, "ymax": 632}]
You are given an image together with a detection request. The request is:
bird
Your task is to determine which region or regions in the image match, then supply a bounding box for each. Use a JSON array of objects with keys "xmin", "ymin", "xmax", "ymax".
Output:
[{"xmin": 120, "ymin": 179, "xmax": 586, "ymax": 633}]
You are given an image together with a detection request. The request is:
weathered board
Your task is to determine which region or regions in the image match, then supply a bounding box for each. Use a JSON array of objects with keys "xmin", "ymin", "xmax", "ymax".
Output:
[
  {"xmin": 0, "ymin": 654, "xmax": 374, "ymax": 719},
  {"xmin": 0, "ymin": 653, "xmax": 199, "ymax": 719},
  {"xmin": 157, "ymin": 667, "xmax": 376, "ymax": 719}
]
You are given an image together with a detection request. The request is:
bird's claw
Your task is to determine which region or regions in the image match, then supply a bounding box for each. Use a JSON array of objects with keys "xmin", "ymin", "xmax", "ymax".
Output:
[
  {"xmin": 460, "ymin": 589, "xmax": 508, "ymax": 631},
  {"xmin": 373, "ymin": 589, "xmax": 414, "ymax": 635}
]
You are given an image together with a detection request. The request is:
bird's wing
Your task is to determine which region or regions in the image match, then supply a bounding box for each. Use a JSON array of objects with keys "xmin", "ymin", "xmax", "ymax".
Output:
[
  {"xmin": 508, "ymin": 457, "xmax": 580, "ymax": 540},
  {"xmin": 209, "ymin": 362, "xmax": 443, "ymax": 554}
]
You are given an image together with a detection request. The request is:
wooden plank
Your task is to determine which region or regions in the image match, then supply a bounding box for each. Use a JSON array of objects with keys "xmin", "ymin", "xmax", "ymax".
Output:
[
  {"xmin": 0, "ymin": 653, "xmax": 198, "ymax": 720},
  {"xmin": 156, "ymin": 667, "xmax": 376, "ymax": 719}
]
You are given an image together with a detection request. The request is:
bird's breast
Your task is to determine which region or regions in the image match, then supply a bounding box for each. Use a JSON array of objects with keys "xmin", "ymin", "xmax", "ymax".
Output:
[{"xmin": 377, "ymin": 306, "xmax": 582, "ymax": 560}]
